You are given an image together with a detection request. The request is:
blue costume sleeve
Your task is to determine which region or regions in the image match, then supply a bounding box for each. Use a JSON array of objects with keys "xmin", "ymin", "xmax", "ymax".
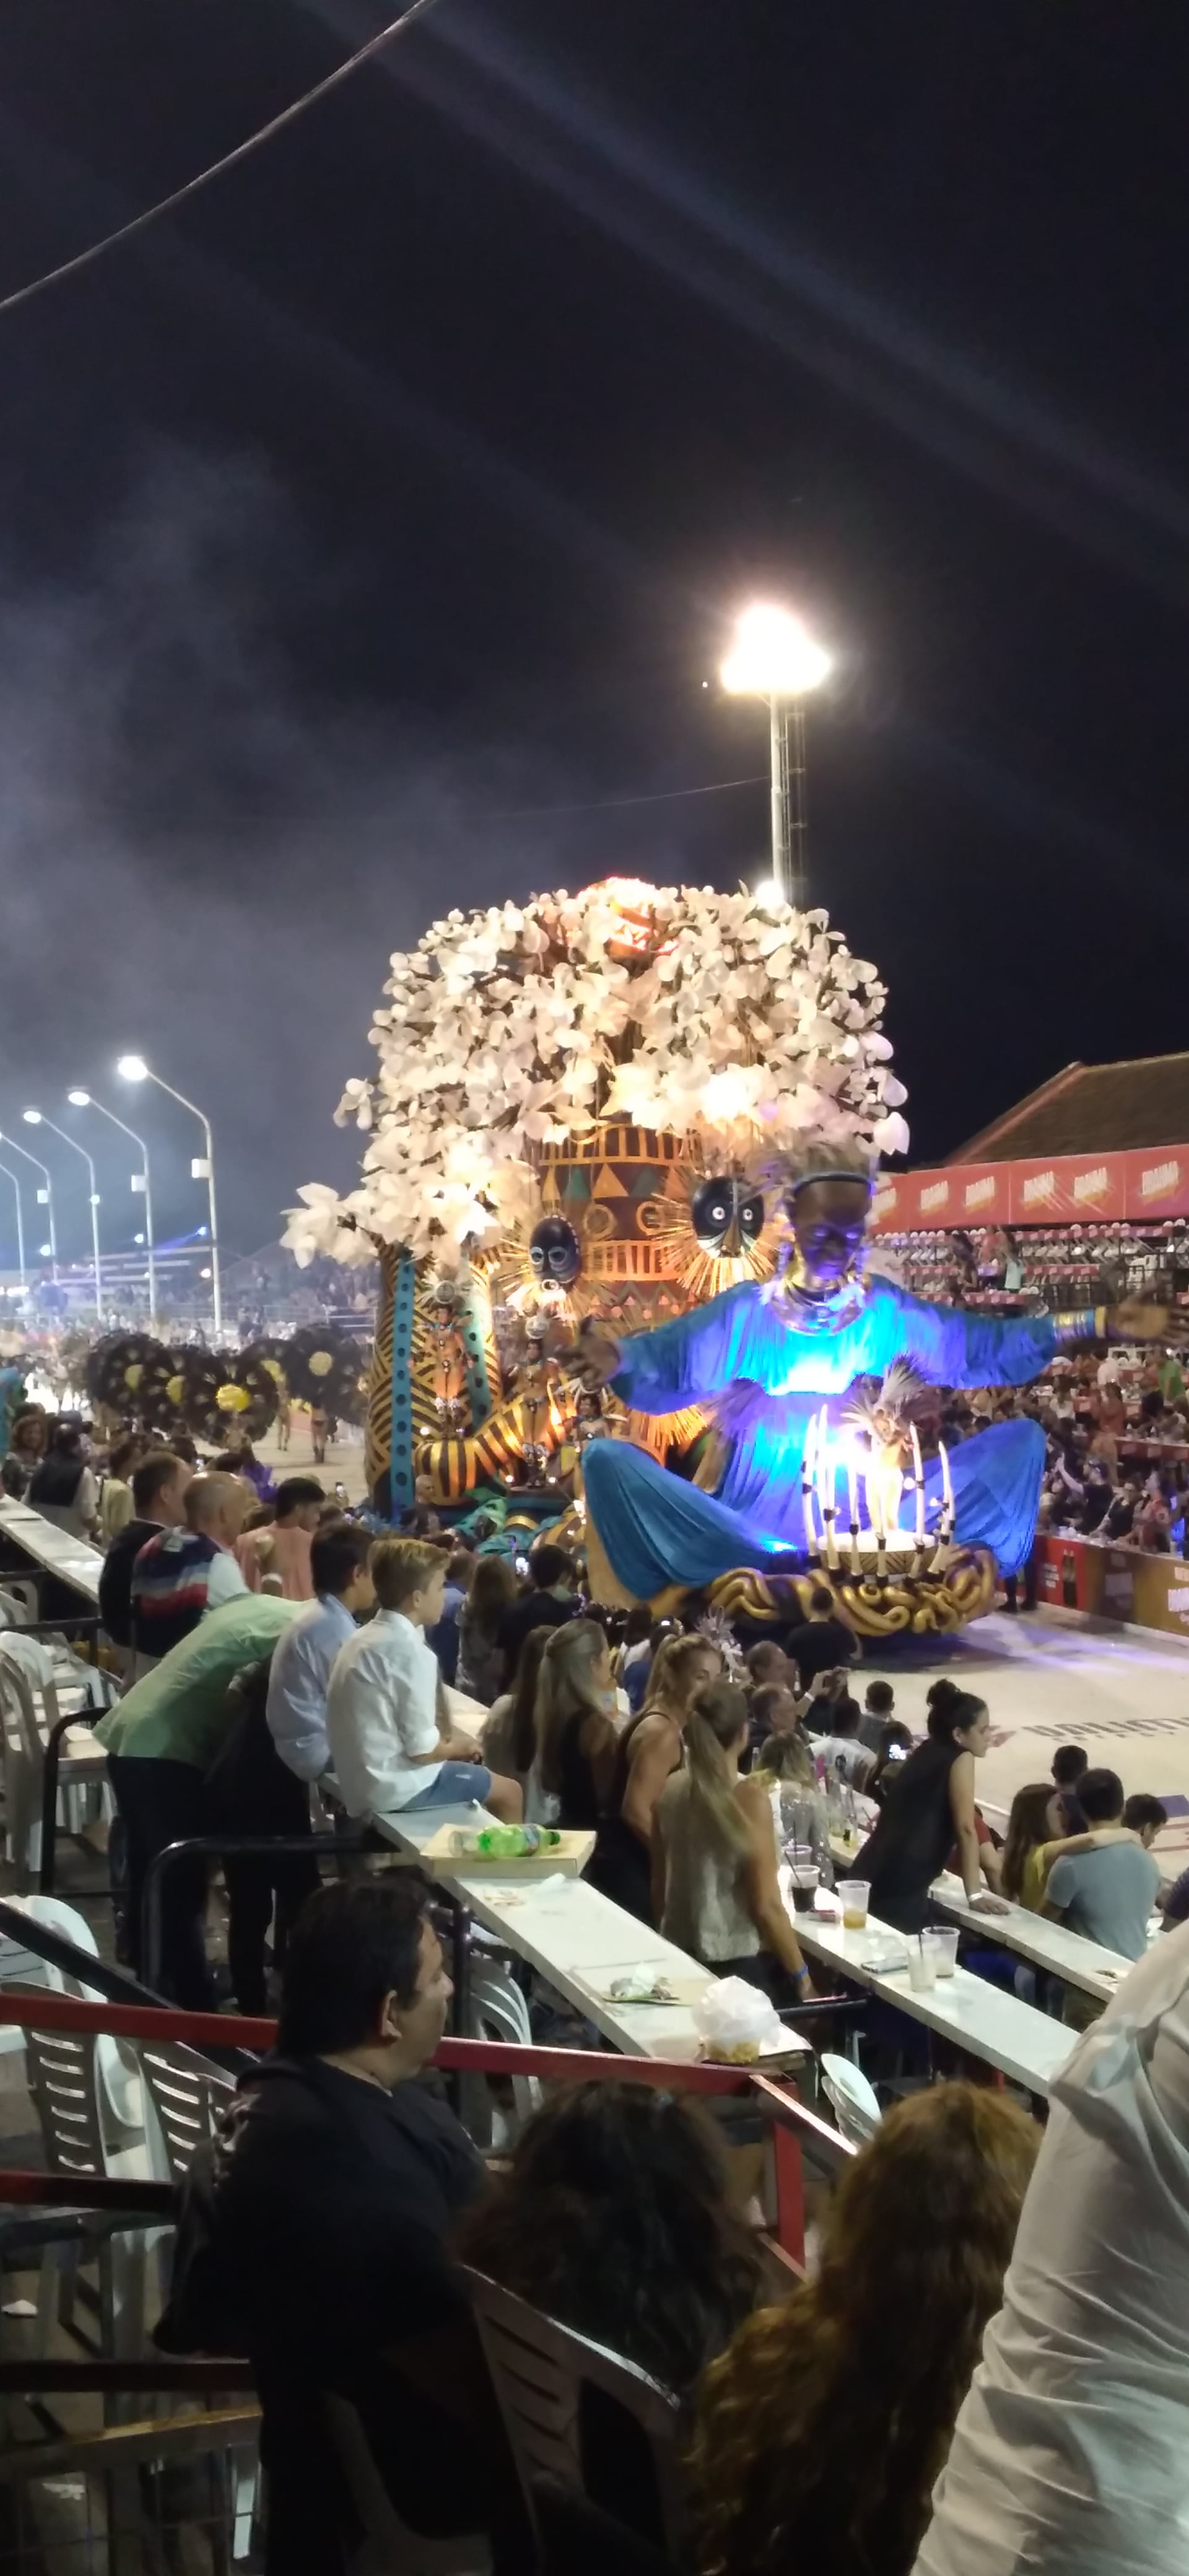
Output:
[
  {"xmin": 887, "ymin": 1284, "xmax": 1058, "ymax": 1389},
  {"xmin": 609, "ymin": 1286, "xmax": 752, "ymax": 1414}
]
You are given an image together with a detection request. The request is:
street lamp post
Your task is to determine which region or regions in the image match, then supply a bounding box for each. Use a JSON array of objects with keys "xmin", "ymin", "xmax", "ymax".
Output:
[
  {"xmin": 0, "ymin": 1132, "xmax": 56, "ymax": 1278},
  {"xmin": 24, "ymin": 1112, "xmax": 103, "ymax": 1320},
  {"xmin": 68, "ymin": 1092, "xmax": 157, "ymax": 1325},
  {"xmin": 0, "ymin": 1162, "xmax": 27, "ymax": 1294},
  {"xmin": 116, "ymin": 1059, "xmax": 222, "ymax": 1340},
  {"xmin": 721, "ymin": 603, "xmax": 832, "ymax": 907}
]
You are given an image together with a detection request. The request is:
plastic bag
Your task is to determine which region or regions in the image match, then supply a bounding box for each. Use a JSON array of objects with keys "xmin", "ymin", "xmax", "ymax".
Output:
[{"xmin": 692, "ymin": 1974, "xmax": 785, "ymax": 2063}]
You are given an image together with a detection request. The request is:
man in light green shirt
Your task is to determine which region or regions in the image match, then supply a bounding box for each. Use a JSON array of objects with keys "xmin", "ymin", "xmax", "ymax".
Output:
[{"xmin": 99, "ymin": 1595, "xmax": 299, "ymax": 2004}]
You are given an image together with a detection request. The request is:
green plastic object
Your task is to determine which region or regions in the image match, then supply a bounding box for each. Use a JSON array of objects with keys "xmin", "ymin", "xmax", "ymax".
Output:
[{"xmin": 471, "ymin": 1824, "xmax": 562, "ymax": 1860}]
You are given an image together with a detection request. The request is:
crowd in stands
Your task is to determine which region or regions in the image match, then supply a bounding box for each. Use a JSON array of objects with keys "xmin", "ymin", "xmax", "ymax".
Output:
[
  {"xmin": 4, "ymin": 1395, "xmax": 1187, "ymax": 2569},
  {"xmin": 931, "ymin": 1342, "xmax": 1189, "ymax": 1555},
  {"xmin": 154, "ymin": 1863, "xmax": 1189, "ymax": 2574}
]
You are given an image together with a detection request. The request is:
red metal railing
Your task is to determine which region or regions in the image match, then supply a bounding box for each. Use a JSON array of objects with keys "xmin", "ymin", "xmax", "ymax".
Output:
[{"xmin": 0, "ymin": 1988, "xmax": 854, "ymax": 2263}]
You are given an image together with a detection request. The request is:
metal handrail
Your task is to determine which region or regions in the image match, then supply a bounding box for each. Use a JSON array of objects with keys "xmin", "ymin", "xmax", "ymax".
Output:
[{"xmin": 141, "ymin": 1830, "xmax": 371, "ymax": 1998}]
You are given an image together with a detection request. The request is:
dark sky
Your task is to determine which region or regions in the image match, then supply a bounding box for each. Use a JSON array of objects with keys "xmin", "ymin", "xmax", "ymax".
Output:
[{"xmin": 0, "ymin": 1, "xmax": 1185, "ymax": 1266}]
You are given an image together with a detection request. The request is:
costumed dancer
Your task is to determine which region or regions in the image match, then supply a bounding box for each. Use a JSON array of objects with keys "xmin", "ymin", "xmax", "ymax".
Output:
[{"xmin": 570, "ymin": 1142, "xmax": 1170, "ymax": 1603}]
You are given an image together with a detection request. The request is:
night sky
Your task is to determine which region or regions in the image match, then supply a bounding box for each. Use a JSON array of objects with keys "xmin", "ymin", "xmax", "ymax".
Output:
[{"xmin": 0, "ymin": 1, "xmax": 1185, "ymax": 1264}]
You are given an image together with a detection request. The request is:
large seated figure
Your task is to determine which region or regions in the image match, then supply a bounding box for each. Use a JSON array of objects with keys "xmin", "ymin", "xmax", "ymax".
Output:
[{"xmin": 575, "ymin": 1148, "xmax": 1165, "ymax": 1604}]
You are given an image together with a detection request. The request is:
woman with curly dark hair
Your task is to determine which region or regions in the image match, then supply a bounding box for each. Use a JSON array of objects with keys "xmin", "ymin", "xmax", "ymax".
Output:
[
  {"xmin": 456, "ymin": 2078, "xmax": 763, "ymax": 2398},
  {"xmin": 688, "ymin": 2082, "xmax": 1039, "ymax": 2576}
]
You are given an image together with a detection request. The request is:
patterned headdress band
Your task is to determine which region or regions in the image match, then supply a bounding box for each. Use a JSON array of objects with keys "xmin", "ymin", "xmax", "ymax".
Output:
[{"xmin": 785, "ymin": 1165, "xmax": 874, "ymax": 1199}]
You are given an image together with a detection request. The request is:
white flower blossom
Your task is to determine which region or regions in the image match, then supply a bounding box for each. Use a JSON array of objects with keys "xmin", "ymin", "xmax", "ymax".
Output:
[{"xmin": 293, "ymin": 879, "xmax": 906, "ymax": 1257}]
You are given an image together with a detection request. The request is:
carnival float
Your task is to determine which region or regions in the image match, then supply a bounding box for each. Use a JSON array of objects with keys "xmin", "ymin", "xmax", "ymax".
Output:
[{"xmin": 282, "ymin": 875, "xmax": 1037, "ymax": 1637}]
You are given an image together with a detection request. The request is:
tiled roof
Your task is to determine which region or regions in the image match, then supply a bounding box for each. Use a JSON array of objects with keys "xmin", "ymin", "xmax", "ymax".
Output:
[{"xmin": 953, "ymin": 1055, "xmax": 1189, "ymax": 1160}]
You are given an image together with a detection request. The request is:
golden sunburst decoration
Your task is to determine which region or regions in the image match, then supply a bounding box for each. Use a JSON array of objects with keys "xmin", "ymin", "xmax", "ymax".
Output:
[{"xmin": 637, "ymin": 1160, "xmax": 778, "ymax": 1300}]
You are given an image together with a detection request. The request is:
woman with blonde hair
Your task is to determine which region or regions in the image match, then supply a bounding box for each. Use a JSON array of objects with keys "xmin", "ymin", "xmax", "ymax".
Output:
[
  {"xmin": 690, "ymin": 2083, "xmax": 1040, "ymax": 2576},
  {"xmin": 651, "ymin": 1681, "xmax": 809, "ymax": 2001},
  {"xmin": 479, "ymin": 1624, "xmax": 551, "ymax": 1814},
  {"xmin": 591, "ymin": 1630, "xmax": 723, "ymax": 1919},
  {"xmin": 535, "ymin": 1617, "xmax": 619, "ymax": 1829}
]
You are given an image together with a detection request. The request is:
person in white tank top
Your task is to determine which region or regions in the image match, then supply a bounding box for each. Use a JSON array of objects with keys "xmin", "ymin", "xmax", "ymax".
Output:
[{"xmin": 913, "ymin": 1920, "xmax": 1189, "ymax": 2576}]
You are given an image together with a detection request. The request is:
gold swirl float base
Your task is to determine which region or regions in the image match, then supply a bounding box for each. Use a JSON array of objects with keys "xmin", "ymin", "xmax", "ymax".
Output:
[{"xmin": 705, "ymin": 1548, "xmax": 998, "ymax": 1638}]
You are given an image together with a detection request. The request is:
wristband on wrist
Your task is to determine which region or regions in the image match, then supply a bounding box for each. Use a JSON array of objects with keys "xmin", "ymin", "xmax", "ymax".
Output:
[{"xmin": 1052, "ymin": 1306, "xmax": 1107, "ymax": 1347}]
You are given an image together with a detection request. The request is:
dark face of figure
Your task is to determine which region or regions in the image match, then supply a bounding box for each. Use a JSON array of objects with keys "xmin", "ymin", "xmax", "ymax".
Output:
[
  {"xmin": 690, "ymin": 1177, "xmax": 765, "ymax": 1256},
  {"xmin": 789, "ymin": 1177, "xmax": 871, "ymax": 1290},
  {"xmin": 529, "ymin": 1216, "xmax": 581, "ymax": 1288}
]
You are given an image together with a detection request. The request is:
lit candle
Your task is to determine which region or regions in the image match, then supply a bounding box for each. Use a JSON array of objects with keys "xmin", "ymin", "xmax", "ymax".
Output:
[
  {"xmin": 819, "ymin": 1429, "xmax": 840, "ymax": 1571},
  {"xmin": 847, "ymin": 1456, "xmax": 861, "ymax": 1576},
  {"xmin": 940, "ymin": 1437, "xmax": 954, "ymax": 1527},
  {"xmin": 911, "ymin": 1422, "xmax": 925, "ymax": 1549}
]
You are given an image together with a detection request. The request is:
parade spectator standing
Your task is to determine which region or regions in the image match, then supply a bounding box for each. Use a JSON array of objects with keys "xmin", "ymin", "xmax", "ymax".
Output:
[
  {"xmin": 235, "ymin": 1476, "xmax": 324, "ymax": 1601},
  {"xmin": 97, "ymin": 1595, "xmax": 298, "ymax": 2003},
  {"xmin": 129, "ymin": 1474, "xmax": 249, "ymax": 1667},
  {"xmin": 781, "ymin": 1586, "xmax": 859, "ymax": 1683},
  {"xmin": 913, "ymin": 1931, "xmax": 1189, "ymax": 2576},
  {"xmin": 98, "ymin": 1436, "xmax": 140, "ymax": 1547},
  {"xmin": 28, "ymin": 1421, "xmax": 98, "ymax": 1539},
  {"xmin": 98, "ymin": 1451, "xmax": 193, "ymax": 1662},
  {"xmin": 266, "ymin": 1523, "xmax": 375, "ymax": 1785}
]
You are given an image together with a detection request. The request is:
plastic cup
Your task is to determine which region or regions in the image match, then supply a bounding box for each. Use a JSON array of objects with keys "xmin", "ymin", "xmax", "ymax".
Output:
[
  {"xmin": 907, "ymin": 1942, "xmax": 938, "ymax": 1993},
  {"xmin": 838, "ymin": 1879, "xmax": 870, "ymax": 1931},
  {"xmin": 923, "ymin": 1927, "xmax": 959, "ymax": 1980},
  {"xmin": 790, "ymin": 1863, "xmax": 820, "ymax": 1914}
]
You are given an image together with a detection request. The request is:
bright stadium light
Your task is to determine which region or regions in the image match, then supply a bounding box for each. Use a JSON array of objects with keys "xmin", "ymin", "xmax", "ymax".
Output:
[
  {"xmin": 116, "ymin": 1055, "xmax": 149, "ymax": 1082},
  {"xmin": 720, "ymin": 602, "xmax": 833, "ymax": 907},
  {"xmin": 720, "ymin": 603, "xmax": 832, "ymax": 699},
  {"xmin": 68, "ymin": 1089, "xmax": 90, "ymax": 1108}
]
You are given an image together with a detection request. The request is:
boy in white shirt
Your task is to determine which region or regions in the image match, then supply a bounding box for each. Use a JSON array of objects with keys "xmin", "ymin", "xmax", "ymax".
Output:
[{"xmin": 328, "ymin": 1538, "xmax": 523, "ymax": 1825}]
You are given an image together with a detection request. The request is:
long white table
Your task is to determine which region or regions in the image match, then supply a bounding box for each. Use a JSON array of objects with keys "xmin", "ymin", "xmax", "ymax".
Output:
[
  {"xmin": 790, "ymin": 1902, "xmax": 1075, "ymax": 2095},
  {"xmin": 0, "ymin": 1498, "xmax": 102, "ymax": 1608},
  {"xmin": 928, "ymin": 1871, "xmax": 1137, "ymax": 2004},
  {"xmin": 370, "ymin": 1802, "xmax": 809, "ymax": 2066}
]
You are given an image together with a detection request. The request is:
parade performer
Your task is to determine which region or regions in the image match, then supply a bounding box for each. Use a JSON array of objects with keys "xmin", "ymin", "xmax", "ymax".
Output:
[{"xmin": 573, "ymin": 1146, "xmax": 1168, "ymax": 1603}]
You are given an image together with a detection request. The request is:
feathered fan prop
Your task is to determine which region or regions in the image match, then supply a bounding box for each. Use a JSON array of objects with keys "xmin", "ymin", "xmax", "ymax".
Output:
[
  {"xmin": 85, "ymin": 1333, "xmax": 177, "ymax": 1420},
  {"xmin": 841, "ymin": 1362, "xmax": 928, "ymax": 1453},
  {"xmin": 281, "ymin": 1325, "xmax": 368, "ymax": 1426}
]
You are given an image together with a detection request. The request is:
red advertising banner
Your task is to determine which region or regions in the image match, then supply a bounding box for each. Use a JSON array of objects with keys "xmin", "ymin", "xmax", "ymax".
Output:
[
  {"xmin": 1008, "ymin": 1152, "xmax": 1130, "ymax": 1224},
  {"xmin": 870, "ymin": 1144, "xmax": 1189, "ymax": 1231},
  {"xmin": 871, "ymin": 1164, "xmax": 1014, "ymax": 1229},
  {"xmin": 1125, "ymin": 1146, "xmax": 1189, "ymax": 1219}
]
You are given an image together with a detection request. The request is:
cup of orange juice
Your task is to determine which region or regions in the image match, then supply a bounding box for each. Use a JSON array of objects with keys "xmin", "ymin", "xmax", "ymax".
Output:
[{"xmin": 837, "ymin": 1879, "xmax": 871, "ymax": 1931}]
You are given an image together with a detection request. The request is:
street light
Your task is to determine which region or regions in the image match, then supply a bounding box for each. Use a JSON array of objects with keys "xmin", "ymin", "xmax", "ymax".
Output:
[
  {"xmin": 721, "ymin": 603, "xmax": 832, "ymax": 907},
  {"xmin": 0, "ymin": 1131, "xmax": 56, "ymax": 1277},
  {"xmin": 68, "ymin": 1091, "xmax": 157, "ymax": 1324},
  {"xmin": 0, "ymin": 1162, "xmax": 27, "ymax": 1294},
  {"xmin": 116, "ymin": 1057, "xmax": 222, "ymax": 1338},
  {"xmin": 24, "ymin": 1110, "xmax": 103, "ymax": 1320}
]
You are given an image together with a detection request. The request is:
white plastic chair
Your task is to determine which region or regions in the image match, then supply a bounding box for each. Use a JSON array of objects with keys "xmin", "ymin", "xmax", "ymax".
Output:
[
  {"xmin": 0, "ymin": 1580, "xmax": 38, "ymax": 1628},
  {"xmin": 2, "ymin": 1894, "xmax": 142, "ymax": 2134},
  {"xmin": 139, "ymin": 2042, "xmax": 237, "ymax": 2186},
  {"xmin": 820, "ymin": 2052, "xmax": 882, "ymax": 2146},
  {"xmin": 0, "ymin": 1655, "xmax": 110, "ymax": 1887},
  {"xmin": 464, "ymin": 1968, "xmax": 542, "ymax": 2149},
  {"xmin": 324, "ymin": 2390, "xmax": 490, "ymax": 2574},
  {"xmin": 463, "ymin": 2269, "xmax": 686, "ymax": 2563}
]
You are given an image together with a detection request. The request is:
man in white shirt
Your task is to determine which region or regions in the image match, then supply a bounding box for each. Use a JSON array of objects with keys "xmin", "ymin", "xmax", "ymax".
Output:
[
  {"xmin": 327, "ymin": 1539, "xmax": 523, "ymax": 1824},
  {"xmin": 913, "ymin": 1923, "xmax": 1189, "ymax": 2576},
  {"xmin": 266, "ymin": 1521, "xmax": 377, "ymax": 1782}
]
